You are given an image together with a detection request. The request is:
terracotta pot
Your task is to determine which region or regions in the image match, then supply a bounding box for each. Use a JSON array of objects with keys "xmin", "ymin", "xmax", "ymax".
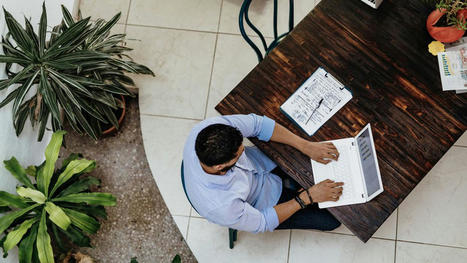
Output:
[
  {"xmin": 102, "ymin": 95, "xmax": 126, "ymax": 135},
  {"xmin": 426, "ymin": 8, "xmax": 466, "ymax": 43}
]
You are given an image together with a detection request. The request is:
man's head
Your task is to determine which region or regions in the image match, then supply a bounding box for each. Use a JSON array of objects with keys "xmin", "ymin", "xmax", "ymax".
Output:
[{"xmin": 195, "ymin": 124, "xmax": 244, "ymax": 174}]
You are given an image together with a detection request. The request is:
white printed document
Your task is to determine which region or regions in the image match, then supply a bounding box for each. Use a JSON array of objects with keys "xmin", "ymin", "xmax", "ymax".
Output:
[
  {"xmin": 437, "ymin": 37, "xmax": 467, "ymax": 92},
  {"xmin": 280, "ymin": 67, "xmax": 353, "ymax": 136}
]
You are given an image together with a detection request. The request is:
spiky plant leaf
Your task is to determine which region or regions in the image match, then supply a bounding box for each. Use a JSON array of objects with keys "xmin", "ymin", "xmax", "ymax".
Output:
[{"xmin": 56, "ymin": 177, "xmax": 100, "ymax": 198}]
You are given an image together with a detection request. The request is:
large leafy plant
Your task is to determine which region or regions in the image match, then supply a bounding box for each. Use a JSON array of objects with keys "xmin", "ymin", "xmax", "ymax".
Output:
[
  {"xmin": 436, "ymin": 0, "xmax": 467, "ymax": 30},
  {"xmin": 0, "ymin": 131, "xmax": 116, "ymax": 263},
  {"xmin": 0, "ymin": 4, "xmax": 154, "ymax": 141}
]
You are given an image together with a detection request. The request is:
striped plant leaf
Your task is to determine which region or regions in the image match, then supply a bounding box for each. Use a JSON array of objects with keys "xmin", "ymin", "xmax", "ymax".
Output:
[
  {"xmin": 3, "ymin": 157, "xmax": 35, "ymax": 189},
  {"xmin": 18, "ymin": 222, "xmax": 38, "ymax": 263},
  {"xmin": 36, "ymin": 210, "xmax": 54, "ymax": 263},
  {"xmin": 2, "ymin": 8, "xmax": 34, "ymax": 56},
  {"xmin": 0, "ymin": 64, "xmax": 33, "ymax": 93},
  {"xmin": 3, "ymin": 217, "xmax": 38, "ymax": 253},
  {"xmin": 50, "ymin": 159, "xmax": 96, "ymax": 197},
  {"xmin": 38, "ymin": 3, "xmax": 47, "ymax": 56},
  {"xmin": 16, "ymin": 187, "xmax": 46, "ymax": 204},
  {"xmin": 0, "ymin": 191, "xmax": 29, "ymax": 209},
  {"xmin": 37, "ymin": 131, "xmax": 66, "ymax": 197},
  {"xmin": 44, "ymin": 202, "xmax": 70, "ymax": 230},
  {"xmin": 62, "ymin": 208, "xmax": 99, "ymax": 235},
  {"xmin": 53, "ymin": 192, "xmax": 116, "ymax": 206}
]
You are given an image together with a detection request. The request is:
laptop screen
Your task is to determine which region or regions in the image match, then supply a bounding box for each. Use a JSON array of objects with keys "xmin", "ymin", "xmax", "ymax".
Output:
[{"xmin": 356, "ymin": 127, "xmax": 381, "ymax": 196}]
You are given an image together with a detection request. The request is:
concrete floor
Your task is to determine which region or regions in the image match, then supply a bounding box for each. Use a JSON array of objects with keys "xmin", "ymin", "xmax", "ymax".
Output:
[{"xmin": 60, "ymin": 98, "xmax": 196, "ymax": 263}]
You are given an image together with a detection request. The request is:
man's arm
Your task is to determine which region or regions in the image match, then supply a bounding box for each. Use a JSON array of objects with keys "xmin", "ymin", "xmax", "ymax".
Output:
[
  {"xmin": 274, "ymin": 179, "xmax": 343, "ymax": 223},
  {"xmin": 270, "ymin": 122, "xmax": 339, "ymax": 164},
  {"xmin": 270, "ymin": 122, "xmax": 344, "ymax": 223}
]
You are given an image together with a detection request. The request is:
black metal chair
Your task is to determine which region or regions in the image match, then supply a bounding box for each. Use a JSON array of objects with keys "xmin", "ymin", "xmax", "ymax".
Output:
[
  {"xmin": 181, "ymin": 162, "xmax": 238, "ymax": 249},
  {"xmin": 239, "ymin": 0, "xmax": 295, "ymax": 62}
]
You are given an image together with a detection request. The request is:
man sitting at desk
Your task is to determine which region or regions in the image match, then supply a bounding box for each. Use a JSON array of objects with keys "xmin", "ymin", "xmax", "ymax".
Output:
[{"xmin": 183, "ymin": 114, "xmax": 344, "ymax": 233}]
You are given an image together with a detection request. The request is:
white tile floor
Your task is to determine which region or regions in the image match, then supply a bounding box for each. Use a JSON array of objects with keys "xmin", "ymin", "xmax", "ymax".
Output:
[{"xmin": 80, "ymin": 1, "xmax": 467, "ymax": 262}]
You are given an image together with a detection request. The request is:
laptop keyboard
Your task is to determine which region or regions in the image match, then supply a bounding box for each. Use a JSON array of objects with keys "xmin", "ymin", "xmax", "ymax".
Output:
[{"xmin": 328, "ymin": 142, "xmax": 355, "ymax": 202}]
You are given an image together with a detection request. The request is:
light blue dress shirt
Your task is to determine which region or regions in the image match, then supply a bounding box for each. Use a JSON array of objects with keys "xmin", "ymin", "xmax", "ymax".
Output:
[{"xmin": 183, "ymin": 114, "xmax": 283, "ymax": 233}]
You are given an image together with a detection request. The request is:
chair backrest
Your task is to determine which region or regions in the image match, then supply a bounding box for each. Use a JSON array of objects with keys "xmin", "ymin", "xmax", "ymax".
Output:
[
  {"xmin": 180, "ymin": 162, "xmax": 200, "ymax": 214},
  {"xmin": 239, "ymin": 0, "xmax": 294, "ymax": 62}
]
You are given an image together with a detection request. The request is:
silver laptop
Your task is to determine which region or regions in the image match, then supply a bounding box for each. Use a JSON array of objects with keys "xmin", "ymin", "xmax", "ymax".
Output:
[
  {"xmin": 361, "ymin": 0, "xmax": 383, "ymax": 9},
  {"xmin": 311, "ymin": 123, "xmax": 383, "ymax": 208}
]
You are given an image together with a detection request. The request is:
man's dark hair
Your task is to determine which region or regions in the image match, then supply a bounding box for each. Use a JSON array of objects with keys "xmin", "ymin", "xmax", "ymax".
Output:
[{"xmin": 195, "ymin": 124, "xmax": 243, "ymax": 166}]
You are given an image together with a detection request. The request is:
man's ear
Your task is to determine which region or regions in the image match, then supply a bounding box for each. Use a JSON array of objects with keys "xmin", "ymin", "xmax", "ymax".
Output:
[{"xmin": 213, "ymin": 164, "xmax": 224, "ymax": 171}]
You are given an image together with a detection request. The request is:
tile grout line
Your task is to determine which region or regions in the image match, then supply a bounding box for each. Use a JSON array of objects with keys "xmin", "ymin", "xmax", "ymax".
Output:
[
  {"xmin": 394, "ymin": 209, "xmax": 399, "ymax": 263},
  {"xmin": 185, "ymin": 208, "xmax": 192, "ymax": 241},
  {"xmin": 202, "ymin": 0, "xmax": 224, "ymax": 119},
  {"xmin": 140, "ymin": 113, "xmax": 203, "ymax": 122},
  {"xmin": 123, "ymin": 0, "xmax": 132, "ymax": 33},
  {"xmin": 124, "ymin": 22, "xmax": 275, "ymax": 39},
  {"xmin": 396, "ymin": 239, "xmax": 467, "ymax": 250},
  {"xmin": 286, "ymin": 230, "xmax": 292, "ymax": 263},
  {"xmin": 453, "ymin": 145, "xmax": 467, "ymax": 149}
]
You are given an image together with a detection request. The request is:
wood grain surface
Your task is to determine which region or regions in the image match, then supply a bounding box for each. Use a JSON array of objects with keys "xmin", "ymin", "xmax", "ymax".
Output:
[{"xmin": 216, "ymin": 0, "xmax": 467, "ymax": 242}]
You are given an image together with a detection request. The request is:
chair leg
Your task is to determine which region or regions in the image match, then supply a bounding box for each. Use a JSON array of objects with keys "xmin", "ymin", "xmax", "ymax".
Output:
[
  {"xmin": 233, "ymin": 229, "xmax": 238, "ymax": 242},
  {"xmin": 229, "ymin": 228, "xmax": 235, "ymax": 249}
]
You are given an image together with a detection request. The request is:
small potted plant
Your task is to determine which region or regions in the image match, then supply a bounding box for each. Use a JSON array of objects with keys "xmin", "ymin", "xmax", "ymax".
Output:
[
  {"xmin": 0, "ymin": 131, "xmax": 116, "ymax": 263},
  {"xmin": 425, "ymin": 0, "xmax": 467, "ymax": 43},
  {"xmin": 0, "ymin": 4, "xmax": 154, "ymax": 141}
]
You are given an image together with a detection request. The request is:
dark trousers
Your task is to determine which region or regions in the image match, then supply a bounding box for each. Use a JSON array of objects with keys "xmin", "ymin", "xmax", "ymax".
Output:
[{"xmin": 271, "ymin": 167, "xmax": 341, "ymax": 231}]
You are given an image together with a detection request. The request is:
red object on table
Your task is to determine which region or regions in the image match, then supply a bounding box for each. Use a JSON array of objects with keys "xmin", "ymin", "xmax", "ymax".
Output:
[{"xmin": 426, "ymin": 8, "xmax": 466, "ymax": 43}]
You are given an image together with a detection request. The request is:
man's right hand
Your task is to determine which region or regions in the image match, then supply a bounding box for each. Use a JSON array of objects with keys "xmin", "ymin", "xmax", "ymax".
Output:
[{"xmin": 300, "ymin": 179, "xmax": 344, "ymax": 204}]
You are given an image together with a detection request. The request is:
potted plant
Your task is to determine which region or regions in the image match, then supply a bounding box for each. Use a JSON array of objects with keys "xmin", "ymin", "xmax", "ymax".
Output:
[
  {"xmin": 0, "ymin": 4, "xmax": 154, "ymax": 141},
  {"xmin": 425, "ymin": 0, "xmax": 467, "ymax": 43},
  {"xmin": 0, "ymin": 131, "xmax": 116, "ymax": 263}
]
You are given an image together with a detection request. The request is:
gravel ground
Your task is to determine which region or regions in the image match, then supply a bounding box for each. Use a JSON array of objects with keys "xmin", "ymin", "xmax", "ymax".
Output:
[{"xmin": 59, "ymin": 98, "xmax": 197, "ymax": 263}]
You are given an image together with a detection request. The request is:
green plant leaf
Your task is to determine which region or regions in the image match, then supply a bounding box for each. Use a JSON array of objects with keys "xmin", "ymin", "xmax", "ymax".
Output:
[
  {"xmin": 62, "ymin": 208, "xmax": 99, "ymax": 235},
  {"xmin": 0, "ymin": 64, "xmax": 34, "ymax": 93},
  {"xmin": 0, "ymin": 203, "xmax": 40, "ymax": 234},
  {"xmin": 16, "ymin": 187, "xmax": 46, "ymax": 204},
  {"xmin": 37, "ymin": 106, "xmax": 50, "ymax": 142},
  {"xmin": 172, "ymin": 254, "xmax": 181, "ymax": 263},
  {"xmin": 44, "ymin": 202, "xmax": 70, "ymax": 230},
  {"xmin": 61, "ymin": 4, "xmax": 75, "ymax": 27},
  {"xmin": 72, "ymin": 104, "xmax": 99, "ymax": 140},
  {"xmin": 18, "ymin": 222, "xmax": 38, "ymax": 263},
  {"xmin": 11, "ymin": 70, "xmax": 39, "ymax": 119},
  {"xmin": 47, "ymin": 17, "xmax": 90, "ymax": 52},
  {"xmin": 2, "ymin": 8, "xmax": 34, "ymax": 56},
  {"xmin": 59, "ymin": 225, "xmax": 91, "ymax": 247},
  {"xmin": 25, "ymin": 166, "xmax": 37, "ymax": 177},
  {"xmin": 50, "ymin": 223, "xmax": 65, "ymax": 252},
  {"xmin": 50, "ymin": 159, "xmax": 96, "ymax": 197},
  {"xmin": 53, "ymin": 192, "xmax": 116, "ymax": 206},
  {"xmin": 37, "ymin": 130, "xmax": 66, "ymax": 197},
  {"xmin": 39, "ymin": 68, "xmax": 60, "ymax": 123},
  {"xmin": 36, "ymin": 210, "xmax": 54, "ymax": 263},
  {"xmin": 14, "ymin": 100, "xmax": 30, "ymax": 136},
  {"xmin": 38, "ymin": 3, "xmax": 47, "ymax": 56},
  {"xmin": 23, "ymin": 18, "xmax": 39, "ymax": 57},
  {"xmin": 61, "ymin": 153, "xmax": 83, "ymax": 170},
  {"xmin": 0, "ymin": 191, "xmax": 29, "ymax": 209},
  {"xmin": 57, "ymin": 177, "xmax": 100, "ymax": 198},
  {"xmin": 0, "ymin": 206, "xmax": 10, "ymax": 213},
  {"xmin": 3, "ymin": 157, "xmax": 35, "ymax": 189},
  {"xmin": 3, "ymin": 217, "xmax": 38, "ymax": 253}
]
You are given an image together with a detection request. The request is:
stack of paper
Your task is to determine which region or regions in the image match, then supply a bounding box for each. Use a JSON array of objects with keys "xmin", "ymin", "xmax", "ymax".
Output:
[{"xmin": 437, "ymin": 37, "xmax": 467, "ymax": 94}]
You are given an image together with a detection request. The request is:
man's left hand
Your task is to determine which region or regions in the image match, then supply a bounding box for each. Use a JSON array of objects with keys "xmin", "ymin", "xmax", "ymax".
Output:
[{"xmin": 302, "ymin": 142, "xmax": 339, "ymax": 164}]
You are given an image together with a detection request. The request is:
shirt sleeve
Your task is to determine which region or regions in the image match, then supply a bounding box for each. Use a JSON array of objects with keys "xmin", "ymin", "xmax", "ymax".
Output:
[
  {"xmin": 222, "ymin": 114, "xmax": 275, "ymax": 141},
  {"xmin": 207, "ymin": 200, "xmax": 279, "ymax": 233}
]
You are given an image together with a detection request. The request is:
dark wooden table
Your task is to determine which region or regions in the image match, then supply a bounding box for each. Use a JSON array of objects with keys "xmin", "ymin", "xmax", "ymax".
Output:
[{"xmin": 216, "ymin": 0, "xmax": 467, "ymax": 242}]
